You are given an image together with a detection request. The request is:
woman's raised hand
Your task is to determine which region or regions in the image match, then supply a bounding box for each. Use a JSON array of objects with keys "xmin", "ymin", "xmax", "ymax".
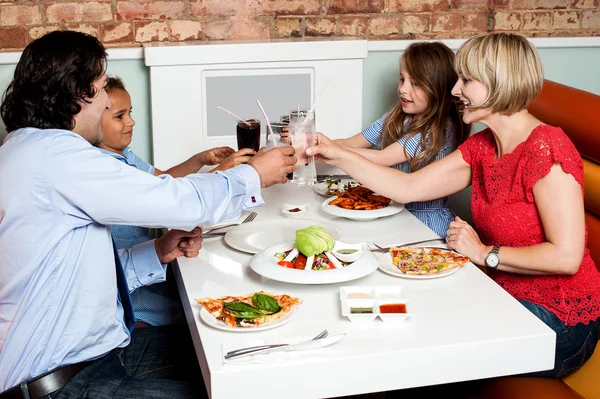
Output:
[{"xmin": 306, "ymin": 133, "xmax": 349, "ymax": 165}]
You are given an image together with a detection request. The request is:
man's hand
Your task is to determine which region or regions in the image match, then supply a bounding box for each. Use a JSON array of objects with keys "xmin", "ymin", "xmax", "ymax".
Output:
[
  {"xmin": 199, "ymin": 146, "xmax": 235, "ymax": 166},
  {"xmin": 248, "ymin": 146, "xmax": 296, "ymax": 188},
  {"xmin": 154, "ymin": 227, "xmax": 203, "ymax": 264},
  {"xmin": 210, "ymin": 148, "xmax": 256, "ymax": 172}
]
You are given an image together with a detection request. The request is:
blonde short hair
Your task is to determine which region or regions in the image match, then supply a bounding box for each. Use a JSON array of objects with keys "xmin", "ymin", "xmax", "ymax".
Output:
[{"xmin": 454, "ymin": 33, "xmax": 544, "ymax": 115}]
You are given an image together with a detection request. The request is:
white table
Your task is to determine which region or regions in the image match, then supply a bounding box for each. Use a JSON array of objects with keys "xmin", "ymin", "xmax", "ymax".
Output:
[{"xmin": 174, "ymin": 183, "xmax": 555, "ymax": 399}]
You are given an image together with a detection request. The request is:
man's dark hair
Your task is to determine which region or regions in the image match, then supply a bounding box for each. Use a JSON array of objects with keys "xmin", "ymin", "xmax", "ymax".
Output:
[{"xmin": 1, "ymin": 30, "xmax": 107, "ymax": 132}]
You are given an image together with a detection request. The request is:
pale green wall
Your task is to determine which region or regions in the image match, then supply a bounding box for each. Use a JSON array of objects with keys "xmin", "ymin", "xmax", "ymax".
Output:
[
  {"xmin": 362, "ymin": 47, "xmax": 600, "ymax": 130},
  {"xmin": 0, "ymin": 60, "xmax": 152, "ymax": 161},
  {"xmin": 2, "ymin": 46, "xmax": 600, "ymax": 165}
]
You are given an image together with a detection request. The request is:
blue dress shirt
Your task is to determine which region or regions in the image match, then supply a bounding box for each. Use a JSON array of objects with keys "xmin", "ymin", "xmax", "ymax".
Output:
[
  {"xmin": 97, "ymin": 146, "xmax": 185, "ymax": 326},
  {"xmin": 0, "ymin": 128, "xmax": 263, "ymax": 391}
]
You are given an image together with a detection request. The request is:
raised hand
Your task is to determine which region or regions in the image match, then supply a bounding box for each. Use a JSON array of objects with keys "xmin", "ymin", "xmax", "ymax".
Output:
[
  {"xmin": 200, "ymin": 146, "xmax": 235, "ymax": 166},
  {"xmin": 306, "ymin": 133, "xmax": 349, "ymax": 165},
  {"xmin": 248, "ymin": 146, "xmax": 296, "ymax": 187},
  {"xmin": 211, "ymin": 148, "xmax": 256, "ymax": 172}
]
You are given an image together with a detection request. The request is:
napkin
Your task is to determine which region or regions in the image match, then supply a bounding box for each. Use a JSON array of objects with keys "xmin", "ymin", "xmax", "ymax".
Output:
[{"xmin": 221, "ymin": 335, "xmax": 342, "ymax": 365}]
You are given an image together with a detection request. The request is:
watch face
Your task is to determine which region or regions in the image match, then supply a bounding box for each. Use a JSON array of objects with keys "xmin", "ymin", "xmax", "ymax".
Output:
[{"xmin": 486, "ymin": 253, "xmax": 499, "ymax": 268}]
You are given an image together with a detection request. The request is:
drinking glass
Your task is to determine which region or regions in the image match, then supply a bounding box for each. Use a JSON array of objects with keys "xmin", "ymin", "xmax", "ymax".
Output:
[
  {"xmin": 236, "ymin": 119, "xmax": 260, "ymax": 151},
  {"xmin": 289, "ymin": 109, "xmax": 317, "ymax": 186},
  {"xmin": 265, "ymin": 133, "xmax": 292, "ymax": 180}
]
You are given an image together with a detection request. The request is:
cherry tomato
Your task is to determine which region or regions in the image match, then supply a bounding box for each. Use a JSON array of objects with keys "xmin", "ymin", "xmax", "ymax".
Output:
[
  {"xmin": 277, "ymin": 261, "xmax": 295, "ymax": 268},
  {"xmin": 295, "ymin": 255, "xmax": 307, "ymax": 270},
  {"xmin": 327, "ymin": 261, "xmax": 335, "ymax": 269}
]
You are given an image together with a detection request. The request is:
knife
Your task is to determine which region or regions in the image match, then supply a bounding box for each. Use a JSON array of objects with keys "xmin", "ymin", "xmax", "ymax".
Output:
[{"xmin": 224, "ymin": 334, "xmax": 345, "ymax": 360}]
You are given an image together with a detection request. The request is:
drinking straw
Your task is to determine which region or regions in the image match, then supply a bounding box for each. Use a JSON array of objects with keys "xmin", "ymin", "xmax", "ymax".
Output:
[
  {"xmin": 308, "ymin": 76, "xmax": 331, "ymax": 113},
  {"xmin": 256, "ymin": 100, "xmax": 275, "ymax": 141},
  {"xmin": 217, "ymin": 106, "xmax": 251, "ymax": 126}
]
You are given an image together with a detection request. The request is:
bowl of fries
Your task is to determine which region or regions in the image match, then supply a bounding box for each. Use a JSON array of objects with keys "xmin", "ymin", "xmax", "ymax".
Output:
[{"xmin": 321, "ymin": 186, "xmax": 404, "ymax": 221}]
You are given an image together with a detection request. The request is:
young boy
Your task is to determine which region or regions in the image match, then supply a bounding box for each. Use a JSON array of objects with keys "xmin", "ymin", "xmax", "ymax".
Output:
[{"xmin": 99, "ymin": 77, "xmax": 256, "ymax": 326}]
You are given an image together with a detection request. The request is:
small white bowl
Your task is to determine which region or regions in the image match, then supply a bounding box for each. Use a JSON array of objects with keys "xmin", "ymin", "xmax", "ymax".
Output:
[
  {"xmin": 281, "ymin": 203, "xmax": 308, "ymax": 219},
  {"xmin": 332, "ymin": 241, "xmax": 367, "ymax": 263}
]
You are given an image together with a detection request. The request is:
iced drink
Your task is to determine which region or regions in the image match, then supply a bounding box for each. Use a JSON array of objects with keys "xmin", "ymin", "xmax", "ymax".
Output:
[{"xmin": 289, "ymin": 109, "xmax": 317, "ymax": 185}]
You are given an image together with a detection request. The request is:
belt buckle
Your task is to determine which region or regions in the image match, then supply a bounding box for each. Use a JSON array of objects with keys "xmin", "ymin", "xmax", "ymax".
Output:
[{"xmin": 19, "ymin": 382, "xmax": 31, "ymax": 399}]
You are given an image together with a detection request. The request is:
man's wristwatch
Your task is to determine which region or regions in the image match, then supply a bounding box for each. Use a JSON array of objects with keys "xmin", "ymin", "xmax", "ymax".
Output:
[{"xmin": 485, "ymin": 246, "xmax": 500, "ymax": 269}]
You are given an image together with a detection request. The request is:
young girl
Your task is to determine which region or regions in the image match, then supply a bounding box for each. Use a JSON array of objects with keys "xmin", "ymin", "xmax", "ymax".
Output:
[
  {"xmin": 336, "ymin": 42, "xmax": 469, "ymax": 238},
  {"xmin": 99, "ymin": 77, "xmax": 255, "ymax": 326}
]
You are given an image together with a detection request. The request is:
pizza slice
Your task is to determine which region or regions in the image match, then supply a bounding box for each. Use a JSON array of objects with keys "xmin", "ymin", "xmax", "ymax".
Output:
[
  {"xmin": 390, "ymin": 247, "xmax": 469, "ymax": 275},
  {"xmin": 196, "ymin": 291, "xmax": 302, "ymax": 328}
]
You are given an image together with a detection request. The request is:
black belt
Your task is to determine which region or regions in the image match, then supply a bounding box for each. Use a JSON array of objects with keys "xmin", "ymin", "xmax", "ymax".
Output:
[{"xmin": 0, "ymin": 362, "xmax": 91, "ymax": 399}]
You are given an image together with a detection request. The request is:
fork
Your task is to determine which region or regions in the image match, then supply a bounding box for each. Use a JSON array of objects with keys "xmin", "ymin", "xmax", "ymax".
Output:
[
  {"xmin": 203, "ymin": 212, "xmax": 257, "ymax": 235},
  {"xmin": 224, "ymin": 329, "xmax": 328, "ymax": 359},
  {"xmin": 371, "ymin": 238, "xmax": 446, "ymax": 252}
]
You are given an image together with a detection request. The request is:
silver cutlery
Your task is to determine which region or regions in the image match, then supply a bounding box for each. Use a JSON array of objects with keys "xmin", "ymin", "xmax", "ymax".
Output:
[
  {"xmin": 203, "ymin": 212, "xmax": 257, "ymax": 235},
  {"xmin": 371, "ymin": 238, "xmax": 446, "ymax": 252},
  {"xmin": 224, "ymin": 330, "xmax": 339, "ymax": 360}
]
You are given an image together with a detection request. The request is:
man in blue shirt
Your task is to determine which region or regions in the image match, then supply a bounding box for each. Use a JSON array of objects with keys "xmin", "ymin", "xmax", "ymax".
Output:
[{"xmin": 0, "ymin": 31, "xmax": 296, "ymax": 399}]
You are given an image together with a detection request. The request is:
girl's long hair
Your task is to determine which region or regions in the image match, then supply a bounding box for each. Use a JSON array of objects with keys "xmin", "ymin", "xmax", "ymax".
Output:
[{"xmin": 382, "ymin": 42, "xmax": 470, "ymax": 171}]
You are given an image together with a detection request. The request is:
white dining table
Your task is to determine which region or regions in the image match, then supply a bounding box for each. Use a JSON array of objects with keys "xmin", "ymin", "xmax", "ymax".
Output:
[{"xmin": 173, "ymin": 182, "xmax": 556, "ymax": 399}]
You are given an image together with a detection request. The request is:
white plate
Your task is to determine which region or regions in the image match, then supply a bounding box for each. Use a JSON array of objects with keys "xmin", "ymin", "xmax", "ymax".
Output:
[
  {"xmin": 224, "ymin": 219, "xmax": 341, "ymax": 254},
  {"xmin": 321, "ymin": 197, "xmax": 404, "ymax": 221},
  {"xmin": 199, "ymin": 307, "xmax": 296, "ymax": 332},
  {"xmin": 313, "ymin": 179, "xmax": 358, "ymax": 197},
  {"xmin": 249, "ymin": 241, "xmax": 379, "ymax": 284},
  {"xmin": 377, "ymin": 252, "xmax": 460, "ymax": 279}
]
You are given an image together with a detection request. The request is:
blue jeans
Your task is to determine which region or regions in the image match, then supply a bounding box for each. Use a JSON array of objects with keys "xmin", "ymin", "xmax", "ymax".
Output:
[
  {"xmin": 519, "ymin": 300, "xmax": 600, "ymax": 378},
  {"xmin": 44, "ymin": 325, "xmax": 207, "ymax": 399}
]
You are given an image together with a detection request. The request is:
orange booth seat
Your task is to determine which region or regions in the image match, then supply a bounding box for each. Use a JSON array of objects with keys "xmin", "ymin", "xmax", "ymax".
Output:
[{"xmin": 476, "ymin": 80, "xmax": 600, "ymax": 399}]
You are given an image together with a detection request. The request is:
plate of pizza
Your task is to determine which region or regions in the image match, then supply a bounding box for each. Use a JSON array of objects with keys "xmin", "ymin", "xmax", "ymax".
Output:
[
  {"xmin": 378, "ymin": 246, "xmax": 470, "ymax": 279},
  {"xmin": 196, "ymin": 291, "xmax": 302, "ymax": 332}
]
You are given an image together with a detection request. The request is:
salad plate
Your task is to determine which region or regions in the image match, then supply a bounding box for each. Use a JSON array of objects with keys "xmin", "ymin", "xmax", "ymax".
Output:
[
  {"xmin": 249, "ymin": 241, "xmax": 379, "ymax": 284},
  {"xmin": 199, "ymin": 307, "xmax": 297, "ymax": 332},
  {"xmin": 225, "ymin": 219, "xmax": 341, "ymax": 254}
]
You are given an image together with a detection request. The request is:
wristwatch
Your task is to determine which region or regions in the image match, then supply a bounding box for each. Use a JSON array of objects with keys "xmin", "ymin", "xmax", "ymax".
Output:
[{"xmin": 485, "ymin": 246, "xmax": 500, "ymax": 269}]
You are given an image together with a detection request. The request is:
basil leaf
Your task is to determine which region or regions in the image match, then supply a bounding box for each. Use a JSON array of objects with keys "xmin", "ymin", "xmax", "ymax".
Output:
[
  {"xmin": 233, "ymin": 311, "xmax": 263, "ymax": 319},
  {"xmin": 223, "ymin": 301, "xmax": 261, "ymax": 315},
  {"xmin": 252, "ymin": 293, "xmax": 281, "ymax": 314}
]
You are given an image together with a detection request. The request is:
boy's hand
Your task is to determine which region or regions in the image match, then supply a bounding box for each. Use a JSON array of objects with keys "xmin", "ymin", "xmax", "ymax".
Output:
[
  {"xmin": 210, "ymin": 148, "xmax": 256, "ymax": 172},
  {"xmin": 199, "ymin": 146, "xmax": 235, "ymax": 165},
  {"xmin": 154, "ymin": 227, "xmax": 203, "ymax": 264},
  {"xmin": 248, "ymin": 146, "xmax": 296, "ymax": 187}
]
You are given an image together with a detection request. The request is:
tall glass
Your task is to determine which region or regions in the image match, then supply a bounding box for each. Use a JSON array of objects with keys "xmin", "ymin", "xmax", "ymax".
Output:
[
  {"xmin": 289, "ymin": 109, "xmax": 317, "ymax": 186},
  {"xmin": 265, "ymin": 132, "xmax": 292, "ymax": 180},
  {"xmin": 236, "ymin": 119, "xmax": 260, "ymax": 151}
]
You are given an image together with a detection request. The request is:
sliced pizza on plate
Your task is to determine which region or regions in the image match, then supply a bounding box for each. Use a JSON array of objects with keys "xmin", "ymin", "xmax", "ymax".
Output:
[
  {"xmin": 390, "ymin": 247, "xmax": 469, "ymax": 276},
  {"xmin": 196, "ymin": 291, "xmax": 302, "ymax": 328}
]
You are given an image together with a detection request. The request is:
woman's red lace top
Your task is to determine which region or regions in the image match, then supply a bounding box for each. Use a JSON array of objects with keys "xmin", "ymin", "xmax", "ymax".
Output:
[{"xmin": 458, "ymin": 125, "xmax": 600, "ymax": 326}]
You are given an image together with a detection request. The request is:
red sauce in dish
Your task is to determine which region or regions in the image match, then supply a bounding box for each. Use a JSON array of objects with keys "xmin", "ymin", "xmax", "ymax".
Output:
[
  {"xmin": 288, "ymin": 208, "xmax": 301, "ymax": 212},
  {"xmin": 379, "ymin": 303, "xmax": 407, "ymax": 313}
]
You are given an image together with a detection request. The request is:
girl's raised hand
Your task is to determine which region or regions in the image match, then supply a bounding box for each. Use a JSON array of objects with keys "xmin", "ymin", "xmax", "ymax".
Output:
[
  {"xmin": 445, "ymin": 216, "xmax": 489, "ymax": 266},
  {"xmin": 306, "ymin": 133, "xmax": 349, "ymax": 165}
]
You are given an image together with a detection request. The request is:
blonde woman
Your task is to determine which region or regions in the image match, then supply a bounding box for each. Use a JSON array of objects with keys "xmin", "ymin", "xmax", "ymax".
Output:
[{"xmin": 308, "ymin": 33, "xmax": 600, "ymax": 377}]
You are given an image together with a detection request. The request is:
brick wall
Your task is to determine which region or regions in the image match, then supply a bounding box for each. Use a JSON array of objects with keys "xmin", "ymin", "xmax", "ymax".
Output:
[{"xmin": 0, "ymin": 0, "xmax": 598, "ymax": 51}]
